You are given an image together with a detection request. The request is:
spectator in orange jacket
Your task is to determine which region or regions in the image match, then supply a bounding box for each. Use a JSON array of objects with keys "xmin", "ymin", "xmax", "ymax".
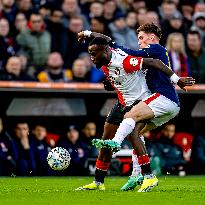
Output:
[{"xmin": 37, "ymin": 52, "xmax": 72, "ymax": 82}]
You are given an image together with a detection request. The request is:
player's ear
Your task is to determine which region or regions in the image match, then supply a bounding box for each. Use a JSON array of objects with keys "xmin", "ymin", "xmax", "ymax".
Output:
[{"xmin": 150, "ymin": 34, "xmax": 155, "ymax": 41}]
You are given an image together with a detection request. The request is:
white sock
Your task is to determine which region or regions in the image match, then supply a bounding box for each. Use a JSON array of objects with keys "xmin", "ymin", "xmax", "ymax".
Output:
[
  {"xmin": 112, "ymin": 118, "xmax": 135, "ymax": 144},
  {"xmin": 131, "ymin": 136, "xmax": 145, "ymax": 176},
  {"xmin": 131, "ymin": 151, "xmax": 141, "ymax": 176},
  {"xmin": 140, "ymin": 136, "xmax": 145, "ymax": 144},
  {"xmin": 144, "ymin": 174, "xmax": 154, "ymax": 179},
  {"xmin": 95, "ymin": 181, "xmax": 103, "ymax": 185}
]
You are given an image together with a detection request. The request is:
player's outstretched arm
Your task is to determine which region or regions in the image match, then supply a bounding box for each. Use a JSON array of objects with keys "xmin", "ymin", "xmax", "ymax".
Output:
[
  {"xmin": 143, "ymin": 58, "xmax": 174, "ymax": 76},
  {"xmin": 78, "ymin": 31, "xmax": 112, "ymax": 43},
  {"xmin": 143, "ymin": 58, "xmax": 195, "ymax": 90}
]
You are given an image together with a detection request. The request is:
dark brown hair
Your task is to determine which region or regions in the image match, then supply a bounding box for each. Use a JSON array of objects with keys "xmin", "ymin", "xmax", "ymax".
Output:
[{"xmin": 137, "ymin": 23, "xmax": 162, "ymax": 40}]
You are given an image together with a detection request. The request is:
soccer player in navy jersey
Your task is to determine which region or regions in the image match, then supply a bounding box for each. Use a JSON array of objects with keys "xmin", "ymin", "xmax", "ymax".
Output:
[{"xmin": 76, "ymin": 24, "xmax": 195, "ymax": 192}]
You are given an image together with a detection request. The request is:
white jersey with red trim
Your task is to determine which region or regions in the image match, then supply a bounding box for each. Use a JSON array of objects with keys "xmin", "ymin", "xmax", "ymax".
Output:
[{"xmin": 101, "ymin": 48, "xmax": 151, "ymax": 106}]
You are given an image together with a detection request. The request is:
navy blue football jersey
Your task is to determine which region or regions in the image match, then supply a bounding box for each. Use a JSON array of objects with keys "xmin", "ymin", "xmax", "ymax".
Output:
[{"xmin": 111, "ymin": 42, "xmax": 179, "ymax": 105}]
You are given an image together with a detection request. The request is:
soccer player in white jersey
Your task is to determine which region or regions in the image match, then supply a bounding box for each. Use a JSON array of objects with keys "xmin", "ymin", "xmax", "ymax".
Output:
[
  {"xmin": 88, "ymin": 24, "xmax": 195, "ymax": 192},
  {"xmin": 75, "ymin": 35, "xmax": 194, "ymax": 192}
]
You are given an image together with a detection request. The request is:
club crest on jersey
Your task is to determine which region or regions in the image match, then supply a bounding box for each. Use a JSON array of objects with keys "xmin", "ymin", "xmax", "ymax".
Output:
[
  {"xmin": 122, "ymin": 56, "xmax": 142, "ymax": 73},
  {"xmin": 129, "ymin": 58, "xmax": 139, "ymax": 67}
]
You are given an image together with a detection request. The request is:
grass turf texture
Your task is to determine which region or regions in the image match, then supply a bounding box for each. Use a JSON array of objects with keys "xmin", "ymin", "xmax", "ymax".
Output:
[{"xmin": 0, "ymin": 176, "xmax": 205, "ymax": 205}]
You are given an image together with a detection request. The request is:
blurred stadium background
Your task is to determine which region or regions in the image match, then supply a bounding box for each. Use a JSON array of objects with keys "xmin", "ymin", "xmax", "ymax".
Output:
[{"xmin": 0, "ymin": 0, "xmax": 205, "ymax": 178}]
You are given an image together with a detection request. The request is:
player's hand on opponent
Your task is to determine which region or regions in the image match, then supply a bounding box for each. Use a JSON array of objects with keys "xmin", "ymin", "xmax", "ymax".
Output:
[
  {"xmin": 77, "ymin": 31, "xmax": 86, "ymax": 43},
  {"xmin": 78, "ymin": 31, "xmax": 92, "ymax": 43},
  {"xmin": 177, "ymin": 77, "xmax": 195, "ymax": 91}
]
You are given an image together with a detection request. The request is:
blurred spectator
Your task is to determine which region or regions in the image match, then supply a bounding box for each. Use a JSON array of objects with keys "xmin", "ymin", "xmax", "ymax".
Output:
[
  {"xmin": 87, "ymin": 1, "xmax": 104, "ymax": 22},
  {"xmin": 90, "ymin": 16, "xmax": 112, "ymax": 37},
  {"xmin": 57, "ymin": 124, "xmax": 88, "ymax": 175},
  {"xmin": 136, "ymin": 7, "xmax": 147, "ymax": 26},
  {"xmin": 0, "ymin": 0, "xmax": 17, "ymax": 27},
  {"xmin": 81, "ymin": 121, "xmax": 98, "ymax": 157},
  {"xmin": 194, "ymin": 2, "xmax": 205, "ymax": 13},
  {"xmin": 0, "ymin": 56, "xmax": 34, "ymax": 81},
  {"xmin": 166, "ymin": 32, "xmax": 190, "ymax": 77},
  {"xmin": 109, "ymin": 14, "xmax": 139, "ymax": 50},
  {"xmin": 14, "ymin": 13, "xmax": 27, "ymax": 37},
  {"xmin": 45, "ymin": 8, "xmax": 68, "ymax": 57},
  {"xmin": 186, "ymin": 30, "xmax": 205, "ymax": 83},
  {"xmin": 158, "ymin": 0, "xmax": 177, "ymax": 21},
  {"xmin": 191, "ymin": 135, "xmax": 205, "ymax": 174},
  {"xmin": 154, "ymin": 123, "xmax": 186, "ymax": 175},
  {"xmin": 17, "ymin": 53, "xmax": 28, "ymax": 71},
  {"xmin": 103, "ymin": 0, "xmax": 124, "ymax": 24},
  {"xmin": 64, "ymin": 16, "xmax": 88, "ymax": 67},
  {"xmin": 46, "ymin": 132, "xmax": 60, "ymax": 148},
  {"xmin": 173, "ymin": 132, "xmax": 193, "ymax": 162},
  {"xmin": 78, "ymin": 52, "xmax": 104, "ymax": 83},
  {"xmin": 61, "ymin": 0, "xmax": 89, "ymax": 29},
  {"xmin": 0, "ymin": 18, "xmax": 18, "ymax": 68},
  {"xmin": 126, "ymin": 11, "xmax": 138, "ymax": 30},
  {"xmin": 161, "ymin": 11, "xmax": 188, "ymax": 46},
  {"xmin": 71, "ymin": 58, "xmax": 89, "ymax": 82},
  {"xmin": 37, "ymin": 52, "xmax": 72, "ymax": 82},
  {"xmin": 38, "ymin": 2, "xmax": 52, "ymax": 19},
  {"xmin": 17, "ymin": 0, "xmax": 36, "ymax": 20},
  {"xmin": 30, "ymin": 124, "xmax": 51, "ymax": 175},
  {"xmin": 131, "ymin": 0, "xmax": 146, "ymax": 12},
  {"xmin": 192, "ymin": 12, "xmax": 205, "ymax": 45},
  {"xmin": 180, "ymin": 1, "xmax": 194, "ymax": 28},
  {"xmin": 11, "ymin": 122, "xmax": 36, "ymax": 176},
  {"xmin": 0, "ymin": 118, "xmax": 17, "ymax": 176},
  {"xmin": 16, "ymin": 12, "xmax": 51, "ymax": 74},
  {"xmin": 145, "ymin": 11, "xmax": 160, "ymax": 27}
]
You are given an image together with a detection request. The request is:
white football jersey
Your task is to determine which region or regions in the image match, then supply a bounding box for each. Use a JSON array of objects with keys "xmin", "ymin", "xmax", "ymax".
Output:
[{"xmin": 102, "ymin": 48, "xmax": 151, "ymax": 106}]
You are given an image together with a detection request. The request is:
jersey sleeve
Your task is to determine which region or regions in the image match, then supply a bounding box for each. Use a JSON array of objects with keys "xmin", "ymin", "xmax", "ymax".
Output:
[
  {"xmin": 110, "ymin": 41, "xmax": 149, "ymax": 57},
  {"xmin": 122, "ymin": 56, "xmax": 143, "ymax": 73}
]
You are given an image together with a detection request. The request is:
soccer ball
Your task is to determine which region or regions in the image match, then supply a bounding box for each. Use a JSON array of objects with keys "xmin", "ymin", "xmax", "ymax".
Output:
[{"xmin": 47, "ymin": 147, "xmax": 71, "ymax": 171}]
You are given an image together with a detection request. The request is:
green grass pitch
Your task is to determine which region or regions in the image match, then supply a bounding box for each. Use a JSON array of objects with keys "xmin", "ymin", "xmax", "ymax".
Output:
[{"xmin": 0, "ymin": 176, "xmax": 205, "ymax": 205}]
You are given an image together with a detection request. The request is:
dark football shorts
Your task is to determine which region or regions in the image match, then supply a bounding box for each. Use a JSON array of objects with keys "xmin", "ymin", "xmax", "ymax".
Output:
[{"xmin": 106, "ymin": 100, "xmax": 141, "ymax": 125}]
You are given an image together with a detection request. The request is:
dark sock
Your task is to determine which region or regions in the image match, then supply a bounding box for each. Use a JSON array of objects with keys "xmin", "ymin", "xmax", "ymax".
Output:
[
  {"xmin": 95, "ymin": 159, "xmax": 110, "ymax": 183},
  {"xmin": 95, "ymin": 169, "xmax": 107, "ymax": 183},
  {"xmin": 141, "ymin": 164, "xmax": 152, "ymax": 175},
  {"xmin": 138, "ymin": 154, "xmax": 152, "ymax": 175}
]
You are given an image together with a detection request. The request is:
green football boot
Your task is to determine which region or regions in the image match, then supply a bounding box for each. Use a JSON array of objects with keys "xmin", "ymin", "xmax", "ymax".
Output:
[
  {"xmin": 103, "ymin": 140, "xmax": 121, "ymax": 152},
  {"xmin": 91, "ymin": 139, "xmax": 106, "ymax": 149},
  {"xmin": 121, "ymin": 174, "xmax": 144, "ymax": 191}
]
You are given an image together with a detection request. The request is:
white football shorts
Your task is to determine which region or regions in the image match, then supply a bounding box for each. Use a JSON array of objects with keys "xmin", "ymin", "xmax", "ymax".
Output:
[{"xmin": 142, "ymin": 93, "xmax": 180, "ymax": 127}]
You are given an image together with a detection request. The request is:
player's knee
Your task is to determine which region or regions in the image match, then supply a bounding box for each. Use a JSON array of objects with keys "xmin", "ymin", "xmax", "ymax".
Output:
[
  {"xmin": 124, "ymin": 113, "xmax": 140, "ymax": 122},
  {"xmin": 124, "ymin": 112, "xmax": 134, "ymax": 119}
]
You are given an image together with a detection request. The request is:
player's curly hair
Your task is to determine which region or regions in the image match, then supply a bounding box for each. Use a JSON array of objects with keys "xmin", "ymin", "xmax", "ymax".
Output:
[{"xmin": 137, "ymin": 23, "xmax": 162, "ymax": 40}]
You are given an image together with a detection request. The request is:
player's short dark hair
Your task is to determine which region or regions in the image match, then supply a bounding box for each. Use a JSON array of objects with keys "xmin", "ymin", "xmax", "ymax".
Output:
[
  {"xmin": 91, "ymin": 16, "xmax": 106, "ymax": 24},
  {"xmin": 89, "ymin": 37, "xmax": 109, "ymax": 47},
  {"xmin": 137, "ymin": 23, "xmax": 162, "ymax": 40},
  {"xmin": 187, "ymin": 30, "xmax": 201, "ymax": 40}
]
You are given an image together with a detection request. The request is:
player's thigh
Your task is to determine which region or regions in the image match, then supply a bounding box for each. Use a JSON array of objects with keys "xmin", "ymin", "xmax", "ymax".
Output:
[
  {"xmin": 147, "ymin": 94, "xmax": 180, "ymax": 127},
  {"xmin": 124, "ymin": 101, "xmax": 154, "ymax": 121},
  {"xmin": 139, "ymin": 122, "xmax": 157, "ymax": 135}
]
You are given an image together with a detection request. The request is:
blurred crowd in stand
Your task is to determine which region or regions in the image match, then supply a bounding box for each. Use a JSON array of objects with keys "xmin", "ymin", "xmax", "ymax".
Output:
[
  {"xmin": 0, "ymin": 0, "xmax": 204, "ymax": 83},
  {"xmin": 0, "ymin": 117, "xmax": 205, "ymax": 176}
]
